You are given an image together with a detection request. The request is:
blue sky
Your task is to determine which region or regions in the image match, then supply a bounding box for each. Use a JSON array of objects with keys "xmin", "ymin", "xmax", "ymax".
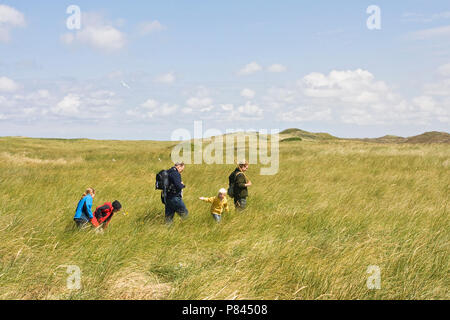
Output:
[{"xmin": 0, "ymin": 0, "xmax": 449, "ymax": 139}]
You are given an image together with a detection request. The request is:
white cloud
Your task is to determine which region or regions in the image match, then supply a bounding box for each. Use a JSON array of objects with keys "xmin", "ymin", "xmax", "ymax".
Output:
[
  {"xmin": 0, "ymin": 76, "xmax": 19, "ymax": 92},
  {"xmin": 412, "ymin": 96, "xmax": 437, "ymax": 112},
  {"xmin": 138, "ymin": 20, "xmax": 166, "ymax": 35},
  {"xmin": 220, "ymin": 104, "xmax": 234, "ymax": 111},
  {"xmin": 181, "ymin": 107, "xmax": 193, "ymax": 114},
  {"xmin": 296, "ymin": 69, "xmax": 414, "ymax": 124},
  {"xmin": 402, "ymin": 11, "xmax": 450, "ymax": 23},
  {"xmin": 437, "ymin": 63, "xmax": 450, "ymax": 77},
  {"xmin": 0, "ymin": 89, "xmax": 55, "ymax": 121},
  {"xmin": 263, "ymin": 87, "xmax": 296, "ymax": 109},
  {"xmin": 0, "ymin": 5, "xmax": 26, "ymax": 42},
  {"xmin": 267, "ymin": 64, "xmax": 287, "ymax": 73},
  {"xmin": 180, "ymin": 86, "xmax": 216, "ymax": 114},
  {"xmin": 240, "ymin": 88, "xmax": 255, "ymax": 99},
  {"xmin": 61, "ymin": 12, "xmax": 126, "ymax": 52},
  {"xmin": 141, "ymin": 99, "xmax": 159, "ymax": 109},
  {"xmin": 160, "ymin": 103, "xmax": 178, "ymax": 116},
  {"xmin": 186, "ymin": 96, "xmax": 213, "ymax": 109},
  {"xmin": 78, "ymin": 25, "xmax": 126, "ymax": 51},
  {"xmin": 237, "ymin": 101, "xmax": 263, "ymax": 118},
  {"xmin": 127, "ymin": 99, "xmax": 178, "ymax": 119},
  {"xmin": 267, "ymin": 68, "xmax": 448, "ymax": 125},
  {"xmin": 13, "ymin": 89, "xmax": 51, "ymax": 105},
  {"xmin": 279, "ymin": 107, "xmax": 332, "ymax": 122},
  {"xmin": 299, "ymin": 69, "xmax": 392, "ymax": 104},
  {"xmin": 424, "ymin": 78, "xmax": 450, "ymax": 96},
  {"xmin": 51, "ymin": 90, "xmax": 118, "ymax": 119},
  {"xmin": 155, "ymin": 72, "xmax": 176, "ymax": 84},
  {"xmin": 238, "ymin": 62, "xmax": 262, "ymax": 76},
  {"xmin": 412, "ymin": 25, "xmax": 450, "ymax": 40},
  {"xmin": 52, "ymin": 94, "xmax": 81, "ymax": 116}
]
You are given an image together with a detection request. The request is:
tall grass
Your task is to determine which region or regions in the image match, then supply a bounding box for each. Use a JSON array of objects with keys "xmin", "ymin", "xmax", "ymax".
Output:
[{"xmin": 0, "ymin": 137, "xmax": 448, "ymax": 299}]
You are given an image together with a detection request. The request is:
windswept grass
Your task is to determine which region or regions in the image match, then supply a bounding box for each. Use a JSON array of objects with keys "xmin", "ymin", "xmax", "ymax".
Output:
[{"xmin": 0, "ymin": 137, "xmax": 448, "ymax": 300}]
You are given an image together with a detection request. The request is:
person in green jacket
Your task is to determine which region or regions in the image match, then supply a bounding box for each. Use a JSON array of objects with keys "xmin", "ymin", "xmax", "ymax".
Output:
[{"xmin": 229, "ymin": 160, "xmax": 252, "ymax": 210}]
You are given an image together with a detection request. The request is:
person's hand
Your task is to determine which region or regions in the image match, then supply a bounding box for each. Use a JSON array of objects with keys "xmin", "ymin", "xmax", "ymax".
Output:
[
  {"xmin": 245, "ymin": 181, "xmax": 252, "ymax": 187},
  {"xmin": 90, "ymin": 218, "xmax": 99, "ymax": 228},
  {"xmin": 95, "ymin": 227, "xmax": 104, "ymax": 235}
]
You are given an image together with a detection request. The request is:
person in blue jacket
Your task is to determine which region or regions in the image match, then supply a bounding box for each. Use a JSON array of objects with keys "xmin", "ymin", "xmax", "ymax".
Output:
[
  {"xmin": 165, "ymin": 162, "xmax": 189, "ymax": 224},
  {"xmin": 73, "ymin": 188, "xmax": 98, "ymax": 228}
]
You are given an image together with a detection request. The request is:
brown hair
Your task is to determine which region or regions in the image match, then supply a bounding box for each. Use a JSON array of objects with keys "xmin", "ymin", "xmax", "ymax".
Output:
[
  {"xmin": 238, "ymin": 161, "xmax": 249, "ymax": 169},
  {"xmin": 80, "ymin": 188, "xmax": 95, "ymax": 200}
]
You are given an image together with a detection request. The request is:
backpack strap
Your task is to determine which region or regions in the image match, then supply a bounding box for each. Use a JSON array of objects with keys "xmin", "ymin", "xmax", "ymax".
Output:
[{"xmin": 235, "ymin": 170, "xmax": 248, "ymax": 183}]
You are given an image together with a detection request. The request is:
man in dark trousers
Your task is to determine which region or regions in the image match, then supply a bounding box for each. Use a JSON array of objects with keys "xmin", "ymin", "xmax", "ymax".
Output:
[
  {"xmin": 165, "ymin": 162, "xmax": 189, "ymax": 224},
  {"xmin": 230, "ymin": 160, "xmax": 252, "ymax": 210}
]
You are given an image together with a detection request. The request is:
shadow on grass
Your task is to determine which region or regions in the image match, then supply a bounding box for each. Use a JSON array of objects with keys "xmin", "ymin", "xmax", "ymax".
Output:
[
  {"xmin": 136, "ymin": 208, "xmax": 164, "ymax": 225},
  {"xmin": 62, "ymin": 220, "xmax": 93, "ymax": 234}
]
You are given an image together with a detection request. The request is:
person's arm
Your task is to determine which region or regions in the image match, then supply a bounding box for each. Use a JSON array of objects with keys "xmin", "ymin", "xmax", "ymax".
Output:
[
  {"xmin": 224, "ymin": 200, "xmax": 229, "ymax": 212},
  {"xmin": 235, "ymin": 173, "xmax": 247, "ymax": 189},
  {"xmin": 170, "ymin": 170, "xmax": 185, "ymax": 191},
  {"xmin": 91, "ymin": 216, "xmax": 99, "ymax": 227},
  {"xmin": 199, "ymin": 197, "xmax": 214, "ymax": 203},
  {"xmin": 87, "ymin": 198, "xmax": 100, "ymax": 227},
  {"xmin": 86, "ymin": 196, "xmax": 94, "ymax": 219}
]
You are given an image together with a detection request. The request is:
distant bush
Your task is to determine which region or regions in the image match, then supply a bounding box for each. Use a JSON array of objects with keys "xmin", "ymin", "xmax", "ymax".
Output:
[{"xmin": 281, "ymin": 137, "xmax": 302, "ymax": 142}]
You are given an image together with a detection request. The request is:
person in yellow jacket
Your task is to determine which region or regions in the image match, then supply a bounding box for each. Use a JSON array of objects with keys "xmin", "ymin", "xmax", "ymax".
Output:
[{"xmin": 199, "ymin": 188, "xmax": 229, "ymax": 223}]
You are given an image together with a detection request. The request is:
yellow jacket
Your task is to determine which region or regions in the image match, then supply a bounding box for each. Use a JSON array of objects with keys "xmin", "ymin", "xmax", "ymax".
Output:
[{"xmin": 200, "ymin": 196, "xmax": 229, "ymax": 215}]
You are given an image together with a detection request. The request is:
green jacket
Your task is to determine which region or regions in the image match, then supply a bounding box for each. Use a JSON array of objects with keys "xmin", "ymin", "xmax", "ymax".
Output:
[{"xmin": 233, "ymin": 168, "xmax": 248, "ymax": 199}]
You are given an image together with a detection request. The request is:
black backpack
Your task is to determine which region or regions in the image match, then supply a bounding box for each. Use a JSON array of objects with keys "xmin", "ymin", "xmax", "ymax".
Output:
[
  {"xmin": 156, "ymin": 170, "xmax": 170, "ymax": 204},
  {"xmin": 228, "ymin": 170, "xmax": 238, "ymax": 198},
  {"xmin": 156, "ymin": 170, "xmax": 169, "ymax": 190}
]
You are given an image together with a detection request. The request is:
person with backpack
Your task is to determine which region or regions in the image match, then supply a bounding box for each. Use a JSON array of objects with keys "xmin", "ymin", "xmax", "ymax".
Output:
[
  {"xmin": 91, "ymin": 200, "xmax": 122, "ymax": 231},
  {"xmin": 199, "ymin": 188, "xmax": 229, "ymax": 223},
  {"xmin": 158, "ymin": 162, "xmax": 189, "ymax": 224},
  {"xmin": 228, "ymin": 160, "xmax": 252, "ymax": 210},
  {"xmin": 73, "ymin": 188, "xmax": 99, "ymax": 229}
]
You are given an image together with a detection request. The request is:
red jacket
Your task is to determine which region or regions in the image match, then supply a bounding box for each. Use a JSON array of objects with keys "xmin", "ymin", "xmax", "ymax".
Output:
[{"xmin": 92, "ymin": 202, "xmax": 115, "ymax": 229}]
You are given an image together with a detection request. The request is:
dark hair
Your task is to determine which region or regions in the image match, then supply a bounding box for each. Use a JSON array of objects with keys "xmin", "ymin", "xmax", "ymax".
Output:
[{"xmin": 112, "ymin": 200, "xmax": 122, "ymax": 211}]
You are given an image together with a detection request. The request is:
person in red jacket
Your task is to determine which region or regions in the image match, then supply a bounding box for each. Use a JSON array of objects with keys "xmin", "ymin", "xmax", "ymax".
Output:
[{"xmin": 91, "ymin": 200, "xmax": 122, "ymax": 230}]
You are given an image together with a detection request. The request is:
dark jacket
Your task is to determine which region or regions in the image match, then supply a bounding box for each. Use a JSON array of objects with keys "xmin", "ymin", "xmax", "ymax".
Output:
[
  {"xmin": 93, "ymin": 202, "xmax": 115, "ymax": 229},
  {"xmin": 167, "ymin": 167, "xmax": 185, "ymax": 198},
  {"xmin": 233, "ymin": 168, "xmax": 248, "ymax": 199}
]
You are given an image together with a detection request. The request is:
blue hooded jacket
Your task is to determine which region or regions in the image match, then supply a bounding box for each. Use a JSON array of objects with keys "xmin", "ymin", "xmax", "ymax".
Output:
[{"xmin": 74, "ymin": 194, "xmax": 94, "ymax": 221}]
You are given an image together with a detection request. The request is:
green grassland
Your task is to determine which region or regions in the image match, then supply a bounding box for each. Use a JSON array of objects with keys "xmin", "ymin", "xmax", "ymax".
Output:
[{"xmin": 0, "ymin": 136, "xmax": 448, "ymax": 300}]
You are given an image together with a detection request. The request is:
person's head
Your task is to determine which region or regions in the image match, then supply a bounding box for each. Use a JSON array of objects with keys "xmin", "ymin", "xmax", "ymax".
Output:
[
  {"xmin": 238, "ymin": 160, "xmax": 249, "ymax": 172},
  {"xmin": 112, "ymin": 200, "xmax": 122, "ymax": 213},
  {"xmin": 174, "ymin": 162, "xmax": 185, "ymax": 173},
  {"xmin": 218, "ymin": 188, "xmax": 227, "ymax": 199},
  {"xmin": 82, "ymin": 188, "xmax": 95, "ymax": 200}
]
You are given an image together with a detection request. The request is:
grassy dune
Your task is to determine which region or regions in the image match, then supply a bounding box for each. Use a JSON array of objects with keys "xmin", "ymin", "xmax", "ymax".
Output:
[{"xmin": 0, "ymin": 137, "xmax": 448, "ymax": 300}]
